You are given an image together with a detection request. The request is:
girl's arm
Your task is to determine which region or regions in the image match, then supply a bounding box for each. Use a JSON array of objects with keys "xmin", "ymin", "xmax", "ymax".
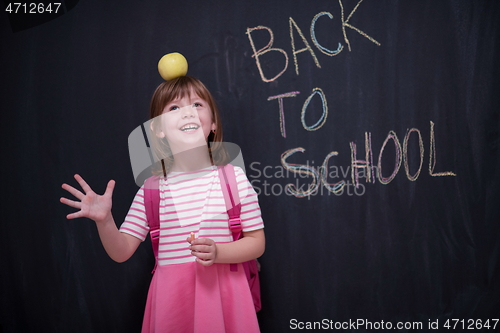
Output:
[
  {"xmin": 93, "ymin": 215, "xmax": 142, "ymax": 263},
  {"xmin": 60, "ymin": 174, "xmax": 141, "ymax": 263},
  {"xmin": 188, "ymin": 229, "xmax": 265, "ymax": 266}
]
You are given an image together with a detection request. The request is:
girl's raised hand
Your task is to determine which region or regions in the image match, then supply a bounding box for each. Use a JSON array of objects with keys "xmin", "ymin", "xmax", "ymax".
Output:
[
  {"xmin": 60, "ymin": 174, "xmax": 115, "ymax": 224},
  {"xmin": 188, "ymin": 237, "xmax": 217, "ymax": 266}
]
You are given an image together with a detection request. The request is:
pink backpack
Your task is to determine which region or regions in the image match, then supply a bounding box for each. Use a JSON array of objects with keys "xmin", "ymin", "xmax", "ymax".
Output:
[{"xmin": 143, "ymin": 164, "xmax": 262, "ymax": 312}]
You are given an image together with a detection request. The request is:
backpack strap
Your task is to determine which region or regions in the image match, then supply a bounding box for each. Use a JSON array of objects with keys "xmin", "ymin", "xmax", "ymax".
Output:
[
  {"xmin": 217, "ymin": 164, "xmax": 242, "ymax": 241},
  {"xmin": 218, "ymin": 164, "xmax": 242, "ymax": 272},
  {"xmin": 144, "ymin": 176, "xmax": 160, "ymax": 273}
]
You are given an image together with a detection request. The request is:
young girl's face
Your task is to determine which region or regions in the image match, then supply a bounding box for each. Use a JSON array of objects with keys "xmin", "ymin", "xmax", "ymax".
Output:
[{"xmin": 157, "ymin": 92, "xmax": 216, "ymax": 152}]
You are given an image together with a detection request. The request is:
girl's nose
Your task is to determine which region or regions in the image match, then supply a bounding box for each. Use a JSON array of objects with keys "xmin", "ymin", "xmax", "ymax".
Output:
[{"xmin": 181, "ymin": 105, "xmax": 196, "ymax": 118}]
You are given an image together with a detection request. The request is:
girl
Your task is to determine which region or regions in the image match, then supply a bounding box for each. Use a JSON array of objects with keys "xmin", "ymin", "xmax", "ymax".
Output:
[{"xmin": 60, "ymin": 76, "xmax": 265, "ymax": 332}]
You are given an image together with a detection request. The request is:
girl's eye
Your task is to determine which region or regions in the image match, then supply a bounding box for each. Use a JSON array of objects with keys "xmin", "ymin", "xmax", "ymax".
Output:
[
  {"xmin": 193, "ymin": 102, "xmax": 202, "ymax": 107},
  {"xmin": 169, "ymin": 105, "xmax": 179, "ymax": 111}
]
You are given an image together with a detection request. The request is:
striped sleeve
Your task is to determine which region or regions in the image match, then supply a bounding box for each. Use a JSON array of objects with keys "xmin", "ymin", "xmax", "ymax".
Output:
[
  {"xmin": 234, "ymin": 166, "xmax": 264, "ymax": 232},
  {"xmin": 119, "ymin": 186, "xmax": 150, "ymax": 241}
]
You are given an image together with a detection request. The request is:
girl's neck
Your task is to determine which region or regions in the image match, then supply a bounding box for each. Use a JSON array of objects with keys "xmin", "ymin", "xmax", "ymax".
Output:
[{"xmin": 170, "ymin": 145, "xmax": 213, "ymax": 173}]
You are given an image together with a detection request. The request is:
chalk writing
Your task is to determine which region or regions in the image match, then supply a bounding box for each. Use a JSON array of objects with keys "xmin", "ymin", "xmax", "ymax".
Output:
[
  {"xmin": 311, "ymin": 12, "xmax": 343, "ymax": 56},
  {"xmin": 301, "ymin": 88, "xmax": 328, "ymax": 131},
  {"xmin": 350, "ymin": 132, "xmax": 375, "ymax": 188},
  {"xmin": 281, "ymin": 148, "xmax": 320, "ymax": 197},
  {"xmin": 281, "ymin": 121, "xmax": 456, "ymax": 196},
  {"xmin": 246, "ymin": 2, "xmax": 455, "ymax": 199},
  {"xmin": 339, "ymin": 0, "xmax": 381, "ymax": 52},
  {"xmin": 403, "ymin": 128, "xmax": 424, "ymax": 181},
  {"xmin": 246, "ymin": 26, "xmax": 289, "ymax": 83},
  {"xmin": 377, "ymin": 131, "xmax": 402, "ymax": 185},
  {"xmin": 281, "ymin": 148, "xmax": 348, "ymax": 196},
  {"xmin": 267, "ymin": 88, "xmax": 328, "ymax": 137},
  {"xmin": 429, "ymin": 121, "xmax": 456, "ymax": 177},
  {"xmin": 348, "ymin": 122, "xmax": 456, "ymax": 188},
  {"xmin": 267, "ymin": 91, "xmax": 300, "ymax": 138},
  {"xmin": 289, "ymin": 17, "xmax": 321, "ymax": 75},
  {"xmin": 247, "ymin": 0, "xmax": 381, "ymax": 83},
  {"xmin": 320, "ymin": 151, "xmax": 345, "ymax": 194}
]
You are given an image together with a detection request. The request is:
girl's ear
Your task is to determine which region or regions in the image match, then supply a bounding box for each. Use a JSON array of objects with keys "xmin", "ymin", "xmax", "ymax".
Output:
[
  {"xmin": 211, "ymin": 123, "xmax": 217, "ymax": 132},
  {"xmin": 150, "ymin": 119, "xmax": 165, "ymax": 138}
]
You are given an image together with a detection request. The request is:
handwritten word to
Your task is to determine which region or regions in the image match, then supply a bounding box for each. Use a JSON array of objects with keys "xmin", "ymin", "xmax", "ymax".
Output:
[
  {"xmin": 268, "ymin": 88, "xmax": 332, "ymax": 138},
  {"xmin": 246, "ymin": 0, "xmax": 380, "ymax": 82},
  {"xmin": 280, "ymin": 121, "xmax": 456, "ymax": 198}
]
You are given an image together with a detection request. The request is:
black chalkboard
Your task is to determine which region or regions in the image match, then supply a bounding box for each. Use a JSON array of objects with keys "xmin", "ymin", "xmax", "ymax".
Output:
[{"xmin": 1, "ymin": 1, "xmax": 499, "ymax": 332}]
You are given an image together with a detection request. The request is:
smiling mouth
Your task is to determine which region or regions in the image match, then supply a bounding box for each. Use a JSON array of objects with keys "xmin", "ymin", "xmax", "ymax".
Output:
[{"xmin": 180, "ymin": 123, "xmax": 200, "ymax": 131}]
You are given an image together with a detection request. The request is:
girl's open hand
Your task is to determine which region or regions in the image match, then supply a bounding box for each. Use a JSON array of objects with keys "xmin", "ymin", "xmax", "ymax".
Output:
[
  {"xmin": 188, "ymin": 237, "xmax": 217, "ymax": 266},
  {"xmin": 60, "ymin": 174, "xmax": 115, "ymax": 224}
]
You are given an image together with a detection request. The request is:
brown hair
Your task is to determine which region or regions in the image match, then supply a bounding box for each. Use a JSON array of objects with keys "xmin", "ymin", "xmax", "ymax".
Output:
[{"xmin": 148, "ymin": 76, "xmax": 228, "ymax": 175}]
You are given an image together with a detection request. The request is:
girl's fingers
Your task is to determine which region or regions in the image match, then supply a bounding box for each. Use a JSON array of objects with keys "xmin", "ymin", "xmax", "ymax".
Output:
[
  {"xmin": 104, "ymin": 180, "xmax": 116, "ymax": 196},
  {"xmin": 191, "ymin": 237, "xmax": 213, "ymax": 246},
  {"xmin": 60, "ymin": 197, "xmax": 82, "ymax": 209},
  {"xmin": 192, "ymin": 251, "xmax": 213, "ymax": 260},
  {"xmin": 195, "ymin": 258, "xmax": 213, "ymax": 266},
  {"xmin": 190, "ymin": 240, "xmax": 216, "ymax": 266},
  {"xmin": 61, "ymin": 183, "xmax": 84, "ymax": 200},
  {"xmin": 74, "ymin": 174, "xmax": 93, "ymax": 194},
  {"xmin": 190, "ymin": 244, "xmax": 212, "ymax": 253},
  {"xmin": 66, "ymin": 211, "xmax": 83, "ymax": 220}
]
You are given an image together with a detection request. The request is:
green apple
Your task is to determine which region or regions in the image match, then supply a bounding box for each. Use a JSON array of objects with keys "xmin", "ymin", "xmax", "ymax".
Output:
[{"xmin": 158, "ymin": 52, "xmax": 188, "ymax": 80}]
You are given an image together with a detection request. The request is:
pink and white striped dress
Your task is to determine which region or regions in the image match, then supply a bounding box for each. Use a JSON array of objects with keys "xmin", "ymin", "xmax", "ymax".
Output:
[{"xmin": 120, "ymin": 166, "xmax": 264, "ymax": 333}]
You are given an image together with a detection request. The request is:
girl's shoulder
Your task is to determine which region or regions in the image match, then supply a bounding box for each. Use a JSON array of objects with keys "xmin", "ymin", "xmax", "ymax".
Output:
[
  {"xmin": 231, "ymin": 164, "xmax": 245, "ymax": 175},
  {"xmin": 225, "ymin": 164, "xmax": 251, "ymax": 182}
]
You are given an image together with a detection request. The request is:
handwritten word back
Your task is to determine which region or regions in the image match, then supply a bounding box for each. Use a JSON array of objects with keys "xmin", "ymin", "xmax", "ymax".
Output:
[{"xmin": 246, "ymin": 0, "xmax": 380, "ymax": 82}]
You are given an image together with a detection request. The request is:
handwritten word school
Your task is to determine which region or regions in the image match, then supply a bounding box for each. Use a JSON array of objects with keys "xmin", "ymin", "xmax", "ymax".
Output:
[{"xmin": 245, "ymin": 0, "xmax": 456, "ymax": 198}]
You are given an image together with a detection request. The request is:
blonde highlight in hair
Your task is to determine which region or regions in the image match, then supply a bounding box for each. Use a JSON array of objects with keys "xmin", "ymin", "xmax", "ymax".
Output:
[{"xmin": 148, "ymin": 76, "xmax": 228, "ymax": 176}]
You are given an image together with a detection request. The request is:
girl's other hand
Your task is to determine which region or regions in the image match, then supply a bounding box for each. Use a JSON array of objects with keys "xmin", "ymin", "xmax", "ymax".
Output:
[
  {"xmin": 60, "ymin": 174, "xmax": 115, "ymax": 224},
  {"xmin": 188, "ymin": 237, "xmax": 217, "ymax": 266}
]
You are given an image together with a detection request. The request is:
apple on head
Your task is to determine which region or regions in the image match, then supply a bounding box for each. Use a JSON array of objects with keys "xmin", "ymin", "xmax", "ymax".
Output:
[{"xmin": 158, "ymin": 52, "xmax": 188, "ymax": 81}]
